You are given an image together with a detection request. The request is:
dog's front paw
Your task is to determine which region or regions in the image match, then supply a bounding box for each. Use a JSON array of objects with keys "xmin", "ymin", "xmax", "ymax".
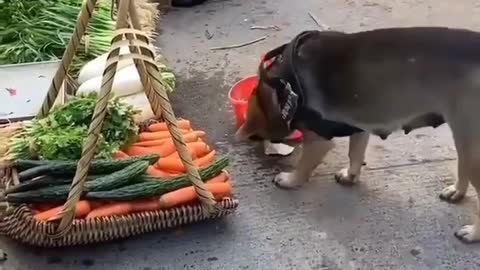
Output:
[
  {"xmin": 439, "ymin": 185, "xmax": 466, "ymax": 203},
  {"xmin": 455, "ymin": 225, "xmax": 480, "ymax": 243},
  {"xmin": 334, "ymin": 168, "xmax": 359, "ymax": 186},
  {"xmin": 273, "ymin": 172, "xmax": 306, "ymax": 189}
]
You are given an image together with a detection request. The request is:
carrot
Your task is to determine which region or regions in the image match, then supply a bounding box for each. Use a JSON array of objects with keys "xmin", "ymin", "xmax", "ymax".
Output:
[
  {"xmin": 125, "ymin": 141, "xmax": 177, "ymax": 157},
  {"xmin": 157, "ymin": 150, "xmax": 217, "ymax": 173},
  {"xmin": 133, "ymin": 139, "xmax": 168, "ymax": 147},
  {"xmin": 125, "ymin": 146, "xmax": 153, "ymax": 156},
  {"xmin": 155, "ymin": 157, "xmax": 186, "ymax": 172},
  {"xmin": 138, "ymin": 129, "xmax": 190, "ymax": 141},
  {"xmin": 34, "ymin": 201, "xmax": 92, "ymax": 222},
  {"xmin": 134, "ymin": 131, "xmax": 206, "ymax": 147},
  {"xmin": 158, "ymin": 182, "xmax": 233, "ymax": 209},
  {"xmin": 206, "ymin": 171, "xmax": 230, "ymax": 183},
  {"xmin": 138, "ymin": 131, "xmax": 171, "ymax": 141},
  {"xmin": 194, "ymin": 150, "xmax": 216, "ymax": 168},
  {"xmin": 131, "ymin": 199, "xmax": 161, "ymax": 212},
  {"xmin": 187, "ymin": 130, "xmax": 206, "ymax": 140},
  {"xmin": 148, "ymin": 120, "xmax": 192, "ymax": 132},
  {"xmin": 147, "ymin": 165, "xmax": 182, "ymax": 178},
  {"xmin": 90, "ymin": 201, "xmax": 105, "ymax": 209},
  {"xmin": 32, "ymin": 203, "xmax": 61, "ymax": 212},
  {"xmin": 86, "ymin": 202, "xmax": 133, "ymax": 219},
  {"xmin": 112, "ymin": 150, "xmax": 129, "ymax": 159},
  {"xmin": 166, "ymin": 141, "xmax": 211, "ymax": 160}
]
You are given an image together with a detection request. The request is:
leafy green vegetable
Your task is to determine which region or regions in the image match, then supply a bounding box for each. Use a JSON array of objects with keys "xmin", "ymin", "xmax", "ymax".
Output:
[
  {"xmin": 9, "ymin": 93, "xmax": 140, "ymax": 160},
  {"xmin": 0, "ymin": 0, "xmax": 114, "ymax": 75}
]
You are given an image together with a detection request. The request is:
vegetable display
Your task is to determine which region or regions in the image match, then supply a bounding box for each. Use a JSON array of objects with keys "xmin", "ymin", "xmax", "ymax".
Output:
[
  {"xmin": 4, "ymin": 119, "xmax": 234, "ymax": 221},
  {"xmin": 0, "ymin": 0, "xmax": 237, "ymax": 247}
]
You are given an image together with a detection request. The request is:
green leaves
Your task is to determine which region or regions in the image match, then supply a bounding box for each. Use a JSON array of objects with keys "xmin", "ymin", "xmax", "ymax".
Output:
[{"xmin": 10, "ymin": 93, "xmax": 139, "ymax": 161}]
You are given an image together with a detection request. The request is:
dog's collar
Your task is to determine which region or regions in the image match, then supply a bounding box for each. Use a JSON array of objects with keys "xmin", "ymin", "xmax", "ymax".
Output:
[{"xmin": 259, "ymin": 31, "xmax": 319, "ymax": 124}]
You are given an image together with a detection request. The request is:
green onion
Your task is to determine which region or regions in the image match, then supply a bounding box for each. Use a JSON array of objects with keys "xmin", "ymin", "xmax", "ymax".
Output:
[{"xmin": 0, "ymin": 0, "xmax": 115, "ymax": 71}]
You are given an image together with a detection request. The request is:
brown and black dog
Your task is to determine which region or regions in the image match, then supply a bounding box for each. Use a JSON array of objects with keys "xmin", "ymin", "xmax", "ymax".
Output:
[{"xmin": 236, "ymin": 27, "xmax": 480, "ymax": 243}]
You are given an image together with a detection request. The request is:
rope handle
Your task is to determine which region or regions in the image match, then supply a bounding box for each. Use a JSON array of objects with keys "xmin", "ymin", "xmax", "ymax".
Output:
[{"xmin": 48, "ymin": 0, "xmax": 220, "ymax": 238}]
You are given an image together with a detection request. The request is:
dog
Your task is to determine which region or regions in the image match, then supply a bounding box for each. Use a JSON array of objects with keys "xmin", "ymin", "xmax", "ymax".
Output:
[{"xmin": 235, "ymin": 27, "xmax": 480, "ymax": 243}]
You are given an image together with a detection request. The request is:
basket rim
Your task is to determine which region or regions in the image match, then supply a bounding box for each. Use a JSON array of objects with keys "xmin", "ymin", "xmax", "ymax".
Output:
[{"xmin": 0, "ymin": 198, "xmax": 239, "ymax": 247}]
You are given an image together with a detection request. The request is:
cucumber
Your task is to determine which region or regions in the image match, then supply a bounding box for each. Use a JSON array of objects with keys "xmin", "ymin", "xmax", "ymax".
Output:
[
  {"xmin": 85, "ymin": 160, "xmax": 149, "ymax": 191},
  {"xmin": 6, "ymin": 161, "xmax": 149, "ymax": 203},
  {"xmin": 6, "ymin": 184, "xmax": 72, "ymax": 203},
  {"xmin": 15, "ymin": 160, "xmax": 69, "ymax": 171},
  {"xmin": 17, "ymin": 155, "xmax": 159, "ymax": 181},
  {"xmin": 86, "ymin": 157, "xmax": 229, "ymax": 201},
  {"xmin": 4, "ymin": 174, "xmax": 105, "ymax": 195}
]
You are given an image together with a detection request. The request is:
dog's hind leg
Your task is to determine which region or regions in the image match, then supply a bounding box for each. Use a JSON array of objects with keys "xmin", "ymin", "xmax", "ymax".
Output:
[
  {"xmin": 335, "ymin": 132, "xmax": 370, "ymax": 185},
  {"xmin": 273, "ymin": 130, "xmax": 334, "ymax": 189}
]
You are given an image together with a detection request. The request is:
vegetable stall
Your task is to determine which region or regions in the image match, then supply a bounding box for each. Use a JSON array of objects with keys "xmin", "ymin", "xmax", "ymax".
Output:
[{"xmin": 0, "ymin": 0, "xmax": 238, "ymax": 247}]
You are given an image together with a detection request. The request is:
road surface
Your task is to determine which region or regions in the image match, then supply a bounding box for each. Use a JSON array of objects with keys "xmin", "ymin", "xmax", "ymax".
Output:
[{"xmin": 2, "ymin": 0, "xmax": 480, "ymax": 269}]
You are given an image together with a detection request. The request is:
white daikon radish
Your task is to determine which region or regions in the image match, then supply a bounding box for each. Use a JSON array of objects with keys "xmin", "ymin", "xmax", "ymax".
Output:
[
  {"xmin": 77, "ymin": 65, "xmax": 144, "ymax": 97},
  {"xmin": 119, "ymin": 92, "xmax": 155, "ymax": 123},
  {"xmin": 78, "ymin": 46, "xmax": 133, "ymax": 84}
]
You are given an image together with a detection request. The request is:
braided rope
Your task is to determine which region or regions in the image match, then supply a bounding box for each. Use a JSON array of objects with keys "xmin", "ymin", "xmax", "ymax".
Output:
[
  {"xmin": 109, "ymin": 32, "xmax": 163, "ymax": 122},
  {"xmin": 36, "ymin": 0, "xmax": 99, "ymax": 119},
  {"xmin": 116, "ymin": 26, "xmax": 161, "ymax": 119},
  {"xmin": 50, "ymin": 0, "xmax": 132, "ymax": 238}
]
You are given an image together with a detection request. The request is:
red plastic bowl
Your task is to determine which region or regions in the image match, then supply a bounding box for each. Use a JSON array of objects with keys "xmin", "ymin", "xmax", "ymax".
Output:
[{"xmin": 228, "ymin": 75, "xmax": 258, "ymax": 128}]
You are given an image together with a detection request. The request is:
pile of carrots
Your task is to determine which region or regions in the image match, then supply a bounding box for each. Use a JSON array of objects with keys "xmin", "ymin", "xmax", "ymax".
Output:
[
  {"xmin": 115, "ymin": 119, "xmax": 217, "ymax": 178},
  {"xmin": 30, "ymin": 119, "xmax": 234, "ymax": 221}
]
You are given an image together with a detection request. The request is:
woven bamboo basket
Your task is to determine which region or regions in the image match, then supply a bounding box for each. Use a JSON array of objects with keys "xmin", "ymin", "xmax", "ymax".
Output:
[{"xmin": 0, "ymin": 0, "xmax": 238, "ymax": 247}]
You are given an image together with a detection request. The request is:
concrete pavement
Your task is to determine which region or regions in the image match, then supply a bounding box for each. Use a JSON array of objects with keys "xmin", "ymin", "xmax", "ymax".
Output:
[{"xmin": 2, "ymin": 0, "xmax": 480, "ymax": 269}]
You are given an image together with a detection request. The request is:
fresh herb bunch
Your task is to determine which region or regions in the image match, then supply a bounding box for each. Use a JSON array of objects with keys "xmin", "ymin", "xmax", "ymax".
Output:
[{"xmin": 10, "ymin": 93, "xmax": 140, "ymax": 160}]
